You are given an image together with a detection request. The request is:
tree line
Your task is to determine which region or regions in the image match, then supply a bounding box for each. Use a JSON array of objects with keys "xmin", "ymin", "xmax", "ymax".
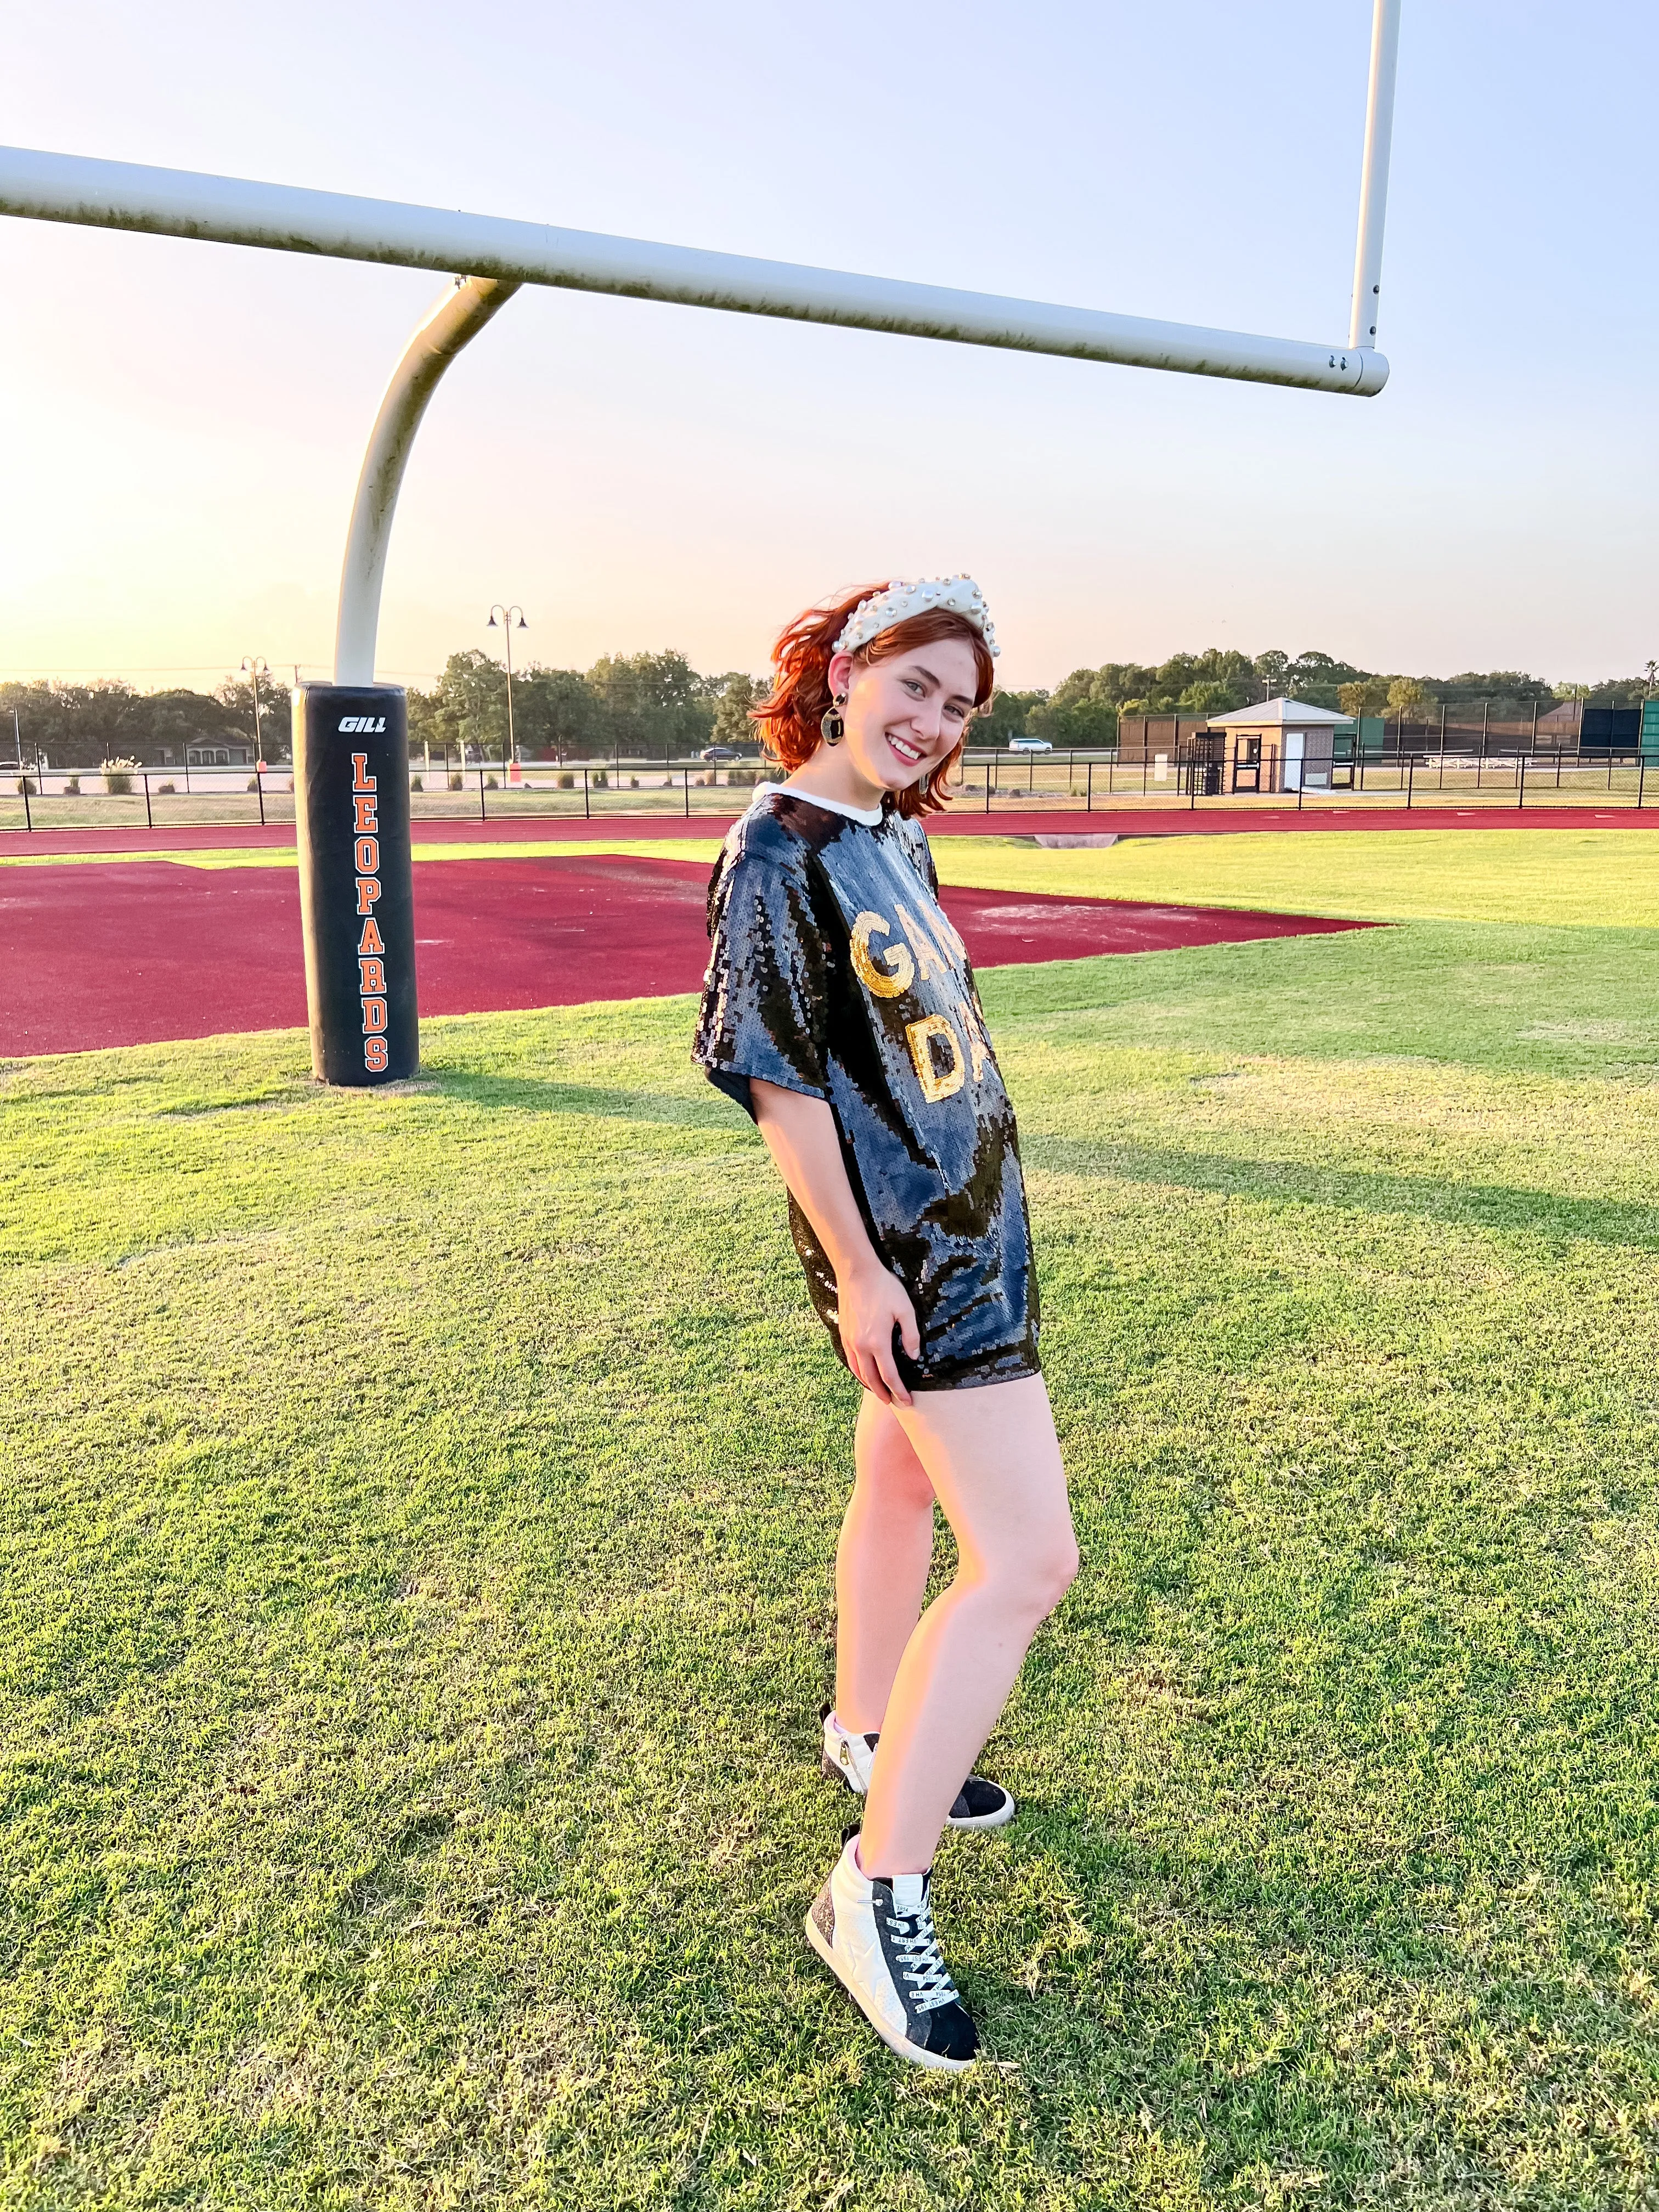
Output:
[
  {"xmin": 0, "ymin": 677, "xmax": 275, "ymax": 771},
  {"xmin": 404, "ymin": 650, "xmax": 763, "ymax": 764},
  {"xmin": 3, "ymin": 646, "xmax": 1651, "ymax": 770}
]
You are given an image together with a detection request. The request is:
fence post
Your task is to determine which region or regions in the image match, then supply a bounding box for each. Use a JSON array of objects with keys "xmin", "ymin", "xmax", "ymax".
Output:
[
  {"xmin": 1639, "ymin": 756, "xmax": 1646, "ymax": 811},
  {"xmin": 583, "ymin": 765, "xmax": 591, "ymax": 820},
  {"xmin": 21, "ymin": 773, "xmax": 31, "ymax": 831},
  {"xmin": 143, "ymin": 770, "xmax": 154, "ymax": 830},
  {"xmin": 1086, "ymin": 759, "xmax": 1093, "ymax": 812},
  {"xmin": 478, "ymin": 766, "xmax": 487, "ymax": 821},
  {"xmin": 684, "ymin": 766, "xmax": 690, "ymax": 819},
  {"xmin": 256, "ymin": 767, "xmax": 266, "ymax": 827},
  {"xmin": 1297, "ymin": 770, "xmax": 1305, "ymax": 812},
  {"xmin": 983, "ymin": 763, "xmax": 990, "ymax": 814},
  {"xmin": 1517, "ymin": 754, "xmax": 1526, "ymax": 810}
]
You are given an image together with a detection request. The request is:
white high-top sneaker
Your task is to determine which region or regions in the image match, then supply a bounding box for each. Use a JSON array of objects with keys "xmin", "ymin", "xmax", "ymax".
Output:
[
  {"xmin": 805, "ymin": 1833, "xmax": 979, "ymax": 2071},
  {"xmin": 822, "ymin": 1711, "xmax": 1016, "ymax": 1830}
]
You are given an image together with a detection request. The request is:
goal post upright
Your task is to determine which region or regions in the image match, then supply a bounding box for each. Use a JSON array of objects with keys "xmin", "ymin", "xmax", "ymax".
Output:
[
  {"xmin": 1350, "ymin": 0, "xmax": 1403, "ymax": 352},
  {"xmin": 290, "ymin": 278, "xmax": 520, "ymax": 1087}
]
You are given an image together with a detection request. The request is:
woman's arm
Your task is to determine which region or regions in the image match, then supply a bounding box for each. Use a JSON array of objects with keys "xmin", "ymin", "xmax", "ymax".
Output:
[{"xmin": 749, "ymin": 1079, "xmax": 919, "ymax": 1406}]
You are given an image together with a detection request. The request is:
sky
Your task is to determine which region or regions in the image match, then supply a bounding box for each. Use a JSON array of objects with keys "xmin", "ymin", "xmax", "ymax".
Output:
[{"xmin": 1, "ymin": 0, "xmax": 1654, "ymax": 697}]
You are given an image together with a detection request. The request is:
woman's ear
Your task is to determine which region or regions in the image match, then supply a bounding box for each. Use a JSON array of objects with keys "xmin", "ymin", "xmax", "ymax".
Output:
[{"xmin": 826, "ymin": 650, "xmax": 856, "ymax": 701}]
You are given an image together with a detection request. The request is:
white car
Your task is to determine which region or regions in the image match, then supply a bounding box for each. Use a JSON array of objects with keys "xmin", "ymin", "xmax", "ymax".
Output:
[{"xmin": 1007, "ymin": 736, "xmax": 1052, "ymax": 752}]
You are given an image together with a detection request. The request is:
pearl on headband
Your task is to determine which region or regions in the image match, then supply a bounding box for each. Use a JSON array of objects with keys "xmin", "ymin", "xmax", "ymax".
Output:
[{"xmin": 833, "ymin": 575, "xmax": 1000, "ymax": 661}]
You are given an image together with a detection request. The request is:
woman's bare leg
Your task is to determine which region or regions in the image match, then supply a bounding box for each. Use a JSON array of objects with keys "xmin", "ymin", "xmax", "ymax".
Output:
[
  {"xmin": 833, "ymin": 1395, "xmax": 936, "ymax": 1733},
  {"xmin": 856, "ymin": 1374, "xmax": 1077, "ymax": 1878}
]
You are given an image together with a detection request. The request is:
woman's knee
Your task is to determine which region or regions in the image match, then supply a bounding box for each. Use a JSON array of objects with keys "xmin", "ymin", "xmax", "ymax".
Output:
[{"xmin": 981, "ymin": 1529, "xmax": 1079, "ymax": 1622}]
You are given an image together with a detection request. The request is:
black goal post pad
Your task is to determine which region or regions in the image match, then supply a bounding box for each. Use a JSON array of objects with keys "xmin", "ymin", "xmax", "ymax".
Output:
[{"xmin": 293, "ymin": 684, "xmax": 419, "ymax": 1086}]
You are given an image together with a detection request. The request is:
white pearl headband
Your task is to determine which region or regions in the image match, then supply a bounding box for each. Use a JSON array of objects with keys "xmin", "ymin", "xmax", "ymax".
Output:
[{"xmin": 834, "ymin": 575, "xmax": 999, "ymax": 661}]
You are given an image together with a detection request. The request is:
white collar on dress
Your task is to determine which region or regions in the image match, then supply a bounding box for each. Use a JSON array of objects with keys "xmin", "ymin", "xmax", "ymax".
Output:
[{"xmin": 755, "ymin": 782, "xmax": 884, "ymax": 828}]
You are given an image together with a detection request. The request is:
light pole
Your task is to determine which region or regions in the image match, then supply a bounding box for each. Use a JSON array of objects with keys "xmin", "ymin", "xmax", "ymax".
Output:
[
  {"xmin": 487, "ymin": 604, "xmax": 526, "ymax": 772},
  {"xmin": 240, "ymin": 655, "xmax": 269, "ymax": 766}
]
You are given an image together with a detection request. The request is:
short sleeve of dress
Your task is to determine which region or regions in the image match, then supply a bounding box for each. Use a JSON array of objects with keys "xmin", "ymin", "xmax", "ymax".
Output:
[
  {"xmin": 916, "ymin": 820, "xmax": 942, "ymax": 901},
  {"xmin": 693, "ymin": 826, "xmax": 831, "ymax": 1120}
]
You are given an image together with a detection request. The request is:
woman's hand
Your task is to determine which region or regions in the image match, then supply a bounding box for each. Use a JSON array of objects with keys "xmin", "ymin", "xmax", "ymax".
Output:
[{"xmin": 836, "ymin": 1257, "xmax": 921, "ymax": 1408}]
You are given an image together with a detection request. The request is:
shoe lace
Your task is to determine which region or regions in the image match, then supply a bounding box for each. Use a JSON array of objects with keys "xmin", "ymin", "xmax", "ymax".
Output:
[{"xmin": 885, "ymin": 1897, "xmax": 961, "ymax": 2013}]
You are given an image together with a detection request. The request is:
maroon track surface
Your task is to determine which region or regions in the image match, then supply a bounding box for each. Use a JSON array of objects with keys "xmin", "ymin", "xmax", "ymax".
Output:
[{"xmin": 0, "ymin": 853, "xmax": 1370, "ymax": 1057}]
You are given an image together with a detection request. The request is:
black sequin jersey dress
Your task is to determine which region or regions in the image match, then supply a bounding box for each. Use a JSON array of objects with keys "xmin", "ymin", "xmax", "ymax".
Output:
[{"xmin": 694, "ymin": 789, "xmax": 1040, "ymax": 1393}]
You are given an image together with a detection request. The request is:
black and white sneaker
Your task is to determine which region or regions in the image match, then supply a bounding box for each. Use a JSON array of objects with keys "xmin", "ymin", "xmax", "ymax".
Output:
[
  {"xmin": 806, "ymin": 1833, "xmax": 979, "ymax": 2072},
  {"xmin": 822, "ymin": 1711, "xmax": 1016, "ymax": 1831}
]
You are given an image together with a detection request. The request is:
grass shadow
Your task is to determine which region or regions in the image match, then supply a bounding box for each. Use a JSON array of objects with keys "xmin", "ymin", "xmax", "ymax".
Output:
[
  {"xmin": 1027, "ymin": 1132, "xmax": 1659, "ymax": 1249},
  {"xmin": 428, "ymin": 1068, "xmax": 740, "ymax": 1130}
]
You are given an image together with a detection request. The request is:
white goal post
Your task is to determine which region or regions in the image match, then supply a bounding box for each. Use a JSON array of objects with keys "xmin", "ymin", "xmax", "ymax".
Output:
[{"xmin": 0, "ymin": 0, "xmax": 1401, "ymax": 682}]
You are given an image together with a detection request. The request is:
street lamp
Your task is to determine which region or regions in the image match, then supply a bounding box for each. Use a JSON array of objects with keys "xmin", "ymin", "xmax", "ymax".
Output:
[
  {"xmin": 240, "ymin": 655, "xmax": 269, "ymax": 766},
  {"xmin": 487, "ymin": 604, "xmax": 527, "ymax": 771}
]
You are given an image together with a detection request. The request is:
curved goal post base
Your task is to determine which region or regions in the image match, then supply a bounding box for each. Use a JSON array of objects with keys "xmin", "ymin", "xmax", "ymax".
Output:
[{"xmin": 294, "ymin": 684, "xmax": 417, "ymax": 1086}]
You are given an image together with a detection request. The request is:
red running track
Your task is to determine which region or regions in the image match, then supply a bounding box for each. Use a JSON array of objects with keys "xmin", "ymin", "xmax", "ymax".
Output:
[{"xmin": 0, "ymin": 853, "xmax": 1370, "ymax": 1057}]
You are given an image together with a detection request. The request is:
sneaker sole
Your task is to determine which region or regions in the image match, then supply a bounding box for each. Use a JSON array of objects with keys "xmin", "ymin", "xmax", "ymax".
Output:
[
  {"xmin": 822, "ymin": 1754, "xmax": 1017, "ymax": 1831},
  {"xmin": 803, "ymin": 1905, "xmax": 976, "ymax": 2074}
]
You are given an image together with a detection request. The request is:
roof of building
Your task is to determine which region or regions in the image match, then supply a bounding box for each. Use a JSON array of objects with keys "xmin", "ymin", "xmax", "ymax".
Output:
[{"xmin": 1208, "ymin": 696, "xmax": 1351, "ymax": 727}]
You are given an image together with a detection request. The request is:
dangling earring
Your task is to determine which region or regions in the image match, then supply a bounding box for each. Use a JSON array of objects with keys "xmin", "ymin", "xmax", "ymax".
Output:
[{"xmin": 820, "ymin": 692, "xmax": 847, "ymax": 746}]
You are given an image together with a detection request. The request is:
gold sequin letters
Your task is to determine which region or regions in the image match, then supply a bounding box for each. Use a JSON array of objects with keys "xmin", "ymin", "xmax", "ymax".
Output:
[{"xmin": 905, "ymin": 1012, "xmax": 967, "ymax": 1102}]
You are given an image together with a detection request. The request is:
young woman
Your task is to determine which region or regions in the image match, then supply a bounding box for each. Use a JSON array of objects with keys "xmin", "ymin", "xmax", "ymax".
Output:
[{"xmin": 693, "ymin": 577, "xmax": 1078, "ymax": 2072}]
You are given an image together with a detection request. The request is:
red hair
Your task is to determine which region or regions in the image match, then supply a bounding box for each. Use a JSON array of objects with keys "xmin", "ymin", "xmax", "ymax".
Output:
[{"xmin": 751, "ymin": 581, "xmax": 995, "ymax": 819}]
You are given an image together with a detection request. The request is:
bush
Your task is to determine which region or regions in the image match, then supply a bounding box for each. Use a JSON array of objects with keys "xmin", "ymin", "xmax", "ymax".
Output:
[
  {"xmin": 629, "ymin": 775, "xmax": 639, "ymax": 788},
  {"xmin": 101, "ymin": 757, "xmax": 142, "ymax": 795},
  {"xmin": 591, "ymin": 770, "xmax": 608, "ymax": 789},
  {"xmin": 485, "ymin": 775, "xmax": 499, "ymax": 791},
  {"xmin": 557, "ymin": 772, "xmax": 574, "ymax": 789},
  {"xmin": 157, "ymin": 781, "xmax": 175, "ymax": 795},
  {"xmin": 15, "ymin": 777, "xmax": 35, "ymax": 797},
  {"xmin": 409, "ymin": 775, "xmax": 423, "ymax": 792},
  {"xmin": 64, "ymin": 776, "xmax": 80, "ymax": 796},
  {"xmin": 448, "ymin": 774, "xmax": 463, "ymax": 792},
  {"xmin": 246, "ymin": 776, "xmax": 260, "ymax": 792}
]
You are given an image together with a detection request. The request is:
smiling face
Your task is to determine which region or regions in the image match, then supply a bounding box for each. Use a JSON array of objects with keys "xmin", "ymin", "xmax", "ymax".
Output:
[{"xmin": 827, "ymin": 635, "xmax": 981, "ymax": 798}]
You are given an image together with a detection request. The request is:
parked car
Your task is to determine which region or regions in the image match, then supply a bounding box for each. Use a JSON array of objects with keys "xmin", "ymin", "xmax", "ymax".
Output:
[
  {"xmin": 1007, "ymin": 736, "xmax": 1052, "ymax": 752},
  {"xmin": 699, "ymin": 744, "xmax": 740, "ymax": 761}
]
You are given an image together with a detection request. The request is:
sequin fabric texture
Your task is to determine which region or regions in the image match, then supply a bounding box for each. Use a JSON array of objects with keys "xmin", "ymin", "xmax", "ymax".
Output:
[{"xmin": 693, "ymin": 791, "xmax": 1040, "ymax": 1392}]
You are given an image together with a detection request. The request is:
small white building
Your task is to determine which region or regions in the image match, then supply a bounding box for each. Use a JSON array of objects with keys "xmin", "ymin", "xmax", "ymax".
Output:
[{"xmin": 1207, "ymin": 697, "xmax": 1351, "ymax": 793}]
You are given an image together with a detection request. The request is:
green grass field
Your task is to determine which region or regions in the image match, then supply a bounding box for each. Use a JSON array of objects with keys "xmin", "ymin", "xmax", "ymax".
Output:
[
  {"xmin": 930, "ymin": 828, "xmax": 1659, "ymax": 929},
  {"xmin": 6, "ymin": 856, "xmax": 1659, "ymax": 2205}
]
